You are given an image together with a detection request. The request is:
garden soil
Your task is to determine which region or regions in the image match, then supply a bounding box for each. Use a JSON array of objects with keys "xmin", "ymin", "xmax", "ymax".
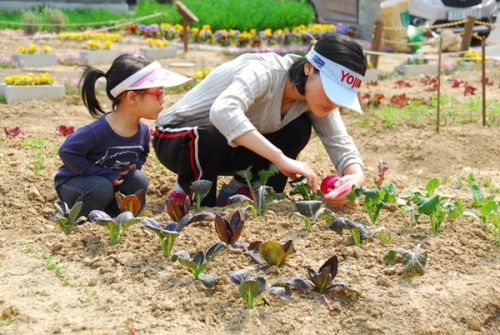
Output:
[{"xmin": 1, "ymin": 31, "xmax": 500, "ymax": 335}]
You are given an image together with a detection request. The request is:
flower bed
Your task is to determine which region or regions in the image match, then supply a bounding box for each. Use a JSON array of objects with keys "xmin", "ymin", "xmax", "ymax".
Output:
[
  {"xmin": 11, "ymin": 54, "xmax": 58, "ymax": 68},
  {"xmin": 1, "ymin": 72, "xmax": 64, "ymax": 104},
  {"xmin": 139, "ymin": 47, "xmax": 177, "ymax": 60},
  {"xmin": 394, "ymin": 63, "xmax": 438, "ymax": 76},
  {"xmin": 394, "ymin": 54, "xmax": 437, "ymax": 76},
  {"xmin": 80, "ymin": 50, "xmax": 121, "ymax": 65},
  {"xmin": 0, "ymin": 83, "xmax": 65, "ymax": 104}
]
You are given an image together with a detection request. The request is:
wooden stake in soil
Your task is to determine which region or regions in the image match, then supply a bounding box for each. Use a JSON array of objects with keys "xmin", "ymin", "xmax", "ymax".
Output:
[
  {"xmin": 482, "ymin": 36, "xmax": 486, "ymax": 126},
  {"xmin": 370, "ymin": 20, "xmax": 383, "ymax": 69},
  {"xmin": 437, "ymin": 37, "xmax": 442, "ymax": 133},
  {"xmin": 176, "ymin": 1, "xmax": 199, "ymax": 53}
]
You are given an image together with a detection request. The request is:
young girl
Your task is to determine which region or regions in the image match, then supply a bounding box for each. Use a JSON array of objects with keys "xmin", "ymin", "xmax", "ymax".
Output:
[
  {"xmin": 153, "ymin": 33, "xmax": 367, "ymax": 207},
  {"xmin": 54, "ymin": 54, "xmax": 190, "ymax": 218}
]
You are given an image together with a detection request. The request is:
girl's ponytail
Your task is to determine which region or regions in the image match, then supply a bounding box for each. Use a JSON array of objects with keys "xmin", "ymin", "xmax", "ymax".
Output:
[{"xmin": 79, "ymin": 65, "xmax": 106, "ymax": 118}]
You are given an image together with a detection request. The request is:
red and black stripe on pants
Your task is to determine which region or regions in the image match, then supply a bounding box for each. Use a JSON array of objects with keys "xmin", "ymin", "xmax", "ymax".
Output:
[{"xmin": 153, "ymin": 114, "xmax": 312, "ymax": 206}]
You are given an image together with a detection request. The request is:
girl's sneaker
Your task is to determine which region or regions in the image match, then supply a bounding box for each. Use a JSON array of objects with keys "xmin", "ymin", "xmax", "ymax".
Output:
[
  {"xmin": 161, "ymin": 190, "xmax": 187, "ymax": 213},
  {"xmin": 216, "ymin": 185, "xmax": 253, "ymax": 207}
]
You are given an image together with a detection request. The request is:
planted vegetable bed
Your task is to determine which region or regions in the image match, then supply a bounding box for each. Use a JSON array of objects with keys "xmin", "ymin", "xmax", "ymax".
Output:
[{"xmin": 1, "ymin": 39, "xmax": 500, "ymax": 335}]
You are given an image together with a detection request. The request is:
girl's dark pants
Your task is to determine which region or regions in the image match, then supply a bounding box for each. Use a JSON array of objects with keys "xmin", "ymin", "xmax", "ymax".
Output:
[{"xmin": 153, "ymin": 113, "xmax": 312, "ymax": 206}]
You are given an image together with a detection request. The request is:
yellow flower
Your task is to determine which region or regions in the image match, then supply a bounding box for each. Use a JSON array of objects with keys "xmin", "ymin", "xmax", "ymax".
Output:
[
  {"xmin": 43, "ymin": 45, "xmax": 52, "ymax": 54},
  {"xmin": 4, "ymin": 72, "xmax": 55, "ymax": 85},
  {"xmin": 103, "ymin": 40, "xmax": 112, "ymax": 50},
  {"xmin": 27, "ymin": 44, "xmax": 38, "ymax": 54}
]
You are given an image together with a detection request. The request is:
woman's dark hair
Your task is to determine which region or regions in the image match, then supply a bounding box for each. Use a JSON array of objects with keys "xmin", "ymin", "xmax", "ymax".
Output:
[
  {"xmin": 79, "ymin": 54, "xmax": 153, "ymax": 118},
  {"xmin": 289, "ymin": 32, "xmax": 367, "ymax": 95}
]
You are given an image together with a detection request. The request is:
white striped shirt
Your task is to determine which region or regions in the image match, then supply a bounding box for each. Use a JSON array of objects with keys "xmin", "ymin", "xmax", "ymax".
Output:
[{"xmin": 155, "ymin": 52, "xmax": 363, "ymax": 175}]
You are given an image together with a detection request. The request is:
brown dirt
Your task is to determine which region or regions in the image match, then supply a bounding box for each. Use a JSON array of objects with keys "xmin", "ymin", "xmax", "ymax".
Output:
[{"xmin": 1, "ymin": 31, "xmax": 500, "ymax": 335}]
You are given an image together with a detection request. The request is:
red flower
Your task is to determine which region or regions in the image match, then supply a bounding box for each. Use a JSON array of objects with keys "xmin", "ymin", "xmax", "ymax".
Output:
[
  {"xmin": 3, "ymin": 126, "xmax": 24, "ymax": 137},
  {"xmin": 56, "ymin": 125, "xmax": 75, "ymax": 136}
]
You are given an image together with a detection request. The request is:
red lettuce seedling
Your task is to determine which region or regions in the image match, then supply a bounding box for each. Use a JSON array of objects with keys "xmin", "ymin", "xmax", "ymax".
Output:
[
  {"xmin": 228, "ymin": 269, "xmax": 291, "ymax": 309},
  {"xmin": 164, "ymin": 194, "xmax": 191, "ymax": 223},
  {"xmin": 374, "ymin": 159, "xmax": 388, "ymax": 186},
  {"xmin": 389, "ymin": 93, "xmax": 410, "ymax": 107},
  {"xmin": 248, "ymin": 240, "xmax": 295, "ymax": 267},
  {"xmin": 88, "ymin": 210, "xmax": 143, "ymax": 245},
  {"xmin": 329, "ymin": 217, "xmax": 369, "ymax": 246},
  {"xmin": 464, "ymin": 84, "xmax": 477, "ymax": 96},
  {"xmin": 190, "ymin": 179, "xmax": 212, "ymax": 212},
  {"xmin": 3, "ymin": 126, "xmax": 23, "ymax": 137},
  {"xmin": 384, "ymin": 244, "xmax": 427, "ymax": 277},
  {"xmin": 50, "ymin": 201, "xmax": 85, "ymax": 235},
  {"xmin": 214, "ymin": 210, "xmax": 247, "ymax": 250},
  {"xmin": 142, "ymin": 213, "xmax": 211, "ymax": 258},
  {"xmin": 115, "ymin": 189, "xmax": 146, "ymax": 217},
  {"xmin": 56, "ymin": 125, "xmax": 75, "ymax": 136},
  {"xmin": 171, "ymin": 242, "xmax": 226, "ymax": 288},
  {"xmin": 284, "ymin": 255, "xmax": 360, "ymax": 297}
]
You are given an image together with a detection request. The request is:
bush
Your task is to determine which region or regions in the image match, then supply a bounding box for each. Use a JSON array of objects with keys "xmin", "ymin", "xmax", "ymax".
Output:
[
  {"xmin": 21, "ymin": 11, "xmax": 42, "ymax": 35},
  {"xmin": 43, "ymin": 8, "xmax": 69, "ymax": 33}
]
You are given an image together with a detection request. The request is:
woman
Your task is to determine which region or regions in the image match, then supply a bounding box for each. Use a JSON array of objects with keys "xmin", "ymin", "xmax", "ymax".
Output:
[{"xmin": 153, "ymin": 32, "xmax": 367, "ymax": 207}]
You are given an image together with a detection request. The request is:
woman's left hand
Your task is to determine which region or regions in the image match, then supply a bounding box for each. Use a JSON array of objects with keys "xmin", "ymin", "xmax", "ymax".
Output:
[{"xmin": 323, "ymin": 164, "xmax": 364, "ymax": 205}]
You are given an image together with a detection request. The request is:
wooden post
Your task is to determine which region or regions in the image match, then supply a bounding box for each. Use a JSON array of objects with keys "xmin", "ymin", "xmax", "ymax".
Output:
[
  {"xmin": 370, "ymin": 20, "xmax": 383, "ymax": 69},
  {"xmin": 176, "ymin": 1, "xmax": 199, "ymax": 53},
  {"xmin": 437, "ymin": 38, "xmax": 442, "ymax": 134},
  {"xmin": 482, "ymin": 36, "xmax": 486, "ymax": 126},
  {"xmin": 460, "ymin": 15, "xmax": 476, "ymax": 51}
]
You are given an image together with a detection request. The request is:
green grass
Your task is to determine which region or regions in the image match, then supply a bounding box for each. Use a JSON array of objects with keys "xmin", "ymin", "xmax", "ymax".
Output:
[
  {"xmin": 0, "ymin": 0, "xmax": 315, "ymax": 32},
  {"xmin": 362, "ymin": 95, "xmax": 500, "ymax": 130}
]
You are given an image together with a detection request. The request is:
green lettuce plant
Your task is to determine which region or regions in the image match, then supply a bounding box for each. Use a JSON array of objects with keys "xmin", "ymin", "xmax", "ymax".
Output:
[
  {"xmin": 171, "ymin": 242, "xmax": 226, "ymax": 288},
  {"xmin": 368, "ymin": 226, "xmax": 394, "ymax": 245},
  {"xmin": 50, "ymin": 201, "xmax": 85, "ymax": 235},
  {"xmin": 88, "ymin": 210, "xmax": 142, "ymax": 245},
  {"xmin": 288, "ymin": 176, "xmax": 322, "ymax": 201},
  {"xmin": 347, "ymin": 183, "xmax": 397, "ymax": 224},
  {"xmin": 228, "ymin": 269, "xmax": 291, "ymax": 309},
  {"xmin": 399, "ymin": 178, "xmax": 466, "ymax": 234},
  {"xmin": 384, "ymin": 245, "xmax": 427, "ymax": 277},
  {"xmin": 142, "ymin": 213, "xmax": 213, "ymax": 258},
  {"xmin": 236, "ymin": 164, "xmax": 279, "ymax": 198}
]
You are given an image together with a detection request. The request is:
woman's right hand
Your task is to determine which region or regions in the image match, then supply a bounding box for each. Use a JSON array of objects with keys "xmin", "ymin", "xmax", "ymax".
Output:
[{"xmin": 276, "ymin": 156, "xmax": 318, "ymax": 193}]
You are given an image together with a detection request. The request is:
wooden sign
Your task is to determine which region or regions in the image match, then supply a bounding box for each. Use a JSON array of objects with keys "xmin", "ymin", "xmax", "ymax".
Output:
[
  {"xmin": 176, "ymin": 1, "xmax": 199, "ymax": 52},
  {"xmin": 176, "ymin": 1, "xmax": 198, "ymax": 23}
]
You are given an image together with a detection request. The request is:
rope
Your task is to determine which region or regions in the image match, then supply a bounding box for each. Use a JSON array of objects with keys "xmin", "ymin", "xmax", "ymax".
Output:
[
  {"xmin": 475, "ymin": 20, "xmax": 500, "ymax": 28},
  {"xmin": 0, "ymin": 12, "xmax": 161, "ymax": 28},
  {"xmin": 375, "ymin": 19, "xmax": 469, "ymax": 32},
  {"xmin": 365, "ymin": 49, "xmax": 469, "ymax": 59}
]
